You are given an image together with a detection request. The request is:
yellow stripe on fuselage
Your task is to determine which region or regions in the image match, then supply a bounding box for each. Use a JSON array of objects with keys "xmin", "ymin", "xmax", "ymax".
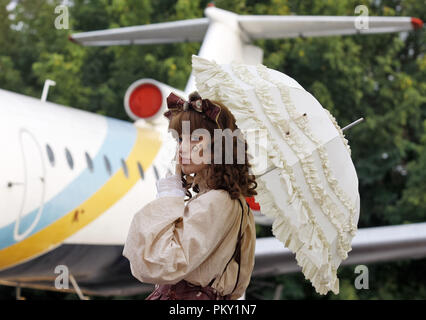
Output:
[{"xmin": 0, "ymin": 127, "xmax": 161, "ymax": 270}]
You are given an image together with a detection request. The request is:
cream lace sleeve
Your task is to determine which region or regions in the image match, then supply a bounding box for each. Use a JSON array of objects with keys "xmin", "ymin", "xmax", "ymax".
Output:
[{"xmin": 122, "ymin": 190, "xmax": 237, "ymax": 285}]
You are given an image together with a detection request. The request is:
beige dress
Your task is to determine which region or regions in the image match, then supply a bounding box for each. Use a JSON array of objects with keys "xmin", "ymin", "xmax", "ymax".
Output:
[{"xmin": 122, "ymin": 186, "xmax": 256, "ymax": 300}]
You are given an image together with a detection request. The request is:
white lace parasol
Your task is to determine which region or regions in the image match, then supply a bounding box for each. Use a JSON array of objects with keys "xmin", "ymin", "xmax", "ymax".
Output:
[{"xmin": 192, "ymin": 54, "xmax": 360, "ymax": 295}]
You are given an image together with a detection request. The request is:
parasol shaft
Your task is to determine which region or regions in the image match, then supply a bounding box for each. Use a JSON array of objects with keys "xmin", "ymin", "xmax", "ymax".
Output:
[
  {"xmin": 342, "ymin": 117, "xmax": 364, "ymax": 131},
  {"xmin": 256, "ymin": 117, "xmax": 364, "ymax": 177}
]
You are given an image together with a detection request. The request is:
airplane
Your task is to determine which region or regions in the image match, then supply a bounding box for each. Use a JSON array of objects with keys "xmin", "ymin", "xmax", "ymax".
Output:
[{"xmin": 0, "ymin": 4, "xmax": 424, "ymax": 299}]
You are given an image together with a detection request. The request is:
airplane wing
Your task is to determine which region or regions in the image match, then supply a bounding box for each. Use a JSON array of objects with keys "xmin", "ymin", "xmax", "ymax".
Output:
[
  {"xmin": 69, "ymin": 18, "xmax": 209, "ymax": 46},
  {"xmin": 1, "ymin": 222, "xmax": 425, "ymax": 297},
  {"xmin": 253, "ymin": 221, "xmax": 426, "ymax": 277},
  {"xmin": 238, "ymin": 16, "xmax": 423, "ymax": 39}
]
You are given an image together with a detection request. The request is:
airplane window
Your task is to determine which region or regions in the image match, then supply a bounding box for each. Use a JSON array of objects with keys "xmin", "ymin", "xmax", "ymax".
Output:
[
  {"xmin": 104, "ymin": 155, "xmax": 112, "ymax": 176},
  {"xmin": 137, "ymin": 162, "xmax": 144, "ymax": 180},
  {"xmin": 153, "ymin": 165, "xmax": 159, "ymax": 180},
  {"xmin": 121, "ymin": 158, "xmax": 129, "ymax": 178},
  {"xmin": 65, "ymin": 148, "xmax": 73, "ymax": 169},
  {"xmin": 85, "ymin": 152, "xmax": 94, "ymax": 172},
  {"xmin": 46, "ymin": 144, "xmax": 55, "ymax": 166}
]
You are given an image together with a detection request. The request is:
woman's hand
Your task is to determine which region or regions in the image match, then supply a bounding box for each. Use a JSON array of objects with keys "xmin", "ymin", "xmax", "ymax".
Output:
[{"xmin": 156, "ymin": 148, "xmax": 186, "ymax": 199}]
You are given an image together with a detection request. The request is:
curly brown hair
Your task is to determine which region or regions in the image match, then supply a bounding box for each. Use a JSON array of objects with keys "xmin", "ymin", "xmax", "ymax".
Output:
[{"xmin": 165, "ymin": 92, "xmax": 257, "ymax": 201}]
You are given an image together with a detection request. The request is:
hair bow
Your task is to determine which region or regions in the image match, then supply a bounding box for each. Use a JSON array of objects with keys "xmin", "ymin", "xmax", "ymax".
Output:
[{"xmin": 164, "ymin": 92, "xmax": 222, "ymax": 129}]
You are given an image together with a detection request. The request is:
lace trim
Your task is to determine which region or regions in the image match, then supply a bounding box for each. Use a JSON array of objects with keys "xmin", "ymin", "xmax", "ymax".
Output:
[
  {"xmin": 256, "ymin": 176, "xmax": 338, "ymax": 295},
  {"xmin": 192, "ymin": 55, "xmax": 340, "ymax": 294},
  {"xmin": 324, "ymin": 108, "xmax": 351, "ymax": 156},
  {"xmin": 232, "ymin": 64, "xmax": 352, "ymax": 259},
  {"xmin": 256, "ymin": 64, "xmax": 357, "ymax": 237}
]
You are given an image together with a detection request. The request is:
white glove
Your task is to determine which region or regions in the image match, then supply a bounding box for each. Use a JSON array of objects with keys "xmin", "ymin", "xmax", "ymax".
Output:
[{"xmin": 155, "ymin": 171, "xmax": 186, "ymax": 199}]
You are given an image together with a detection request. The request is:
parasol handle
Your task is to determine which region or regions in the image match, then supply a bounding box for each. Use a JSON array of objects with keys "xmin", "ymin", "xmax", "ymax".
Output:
[{"xmin": 256, "ymin": 117, "xmax": 364, "ymax": 177}]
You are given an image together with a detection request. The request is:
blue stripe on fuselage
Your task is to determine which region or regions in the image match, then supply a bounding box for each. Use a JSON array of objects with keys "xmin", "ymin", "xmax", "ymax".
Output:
[{"xmin": 0, "ymin": 117, "xmax": 137, "ymax": 249}]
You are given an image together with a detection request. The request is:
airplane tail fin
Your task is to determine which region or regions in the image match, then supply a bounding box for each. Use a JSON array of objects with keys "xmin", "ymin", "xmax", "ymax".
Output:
[
  {"xmin": 239, "ymin": 15, "xmax": 423, "ymax": 39},
  {"xmin": 70, "ymin": 7, "xmax": 423, "ymax": 47},
  {"xmin": 69, "ymin": 18, "xmax": 209, "ymax": 46}
]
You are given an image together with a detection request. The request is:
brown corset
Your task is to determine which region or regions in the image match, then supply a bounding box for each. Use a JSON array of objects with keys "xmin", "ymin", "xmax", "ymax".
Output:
[{"xmin": 145, "ymin": 279, "xmax": 232, "ymax": 300}]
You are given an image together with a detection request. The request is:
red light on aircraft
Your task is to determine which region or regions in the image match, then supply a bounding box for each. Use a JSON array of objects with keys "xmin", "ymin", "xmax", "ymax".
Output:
[
  {"xmin": 128, "ymin": 84, "xmax": 163, "ymax": 119},
  {"xmin": 68, "ymin": 34, "xmax": 78, "ymax": 44},
  {"xmin": 411, "ymin": 18, "xmax": 424, "ymax": 30}
]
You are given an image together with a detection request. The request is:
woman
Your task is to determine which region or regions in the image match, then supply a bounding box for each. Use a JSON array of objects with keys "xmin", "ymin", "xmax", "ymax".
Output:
[{"xmin": 123, "ymin": 91, "xmax": 258, "ymax": 300}]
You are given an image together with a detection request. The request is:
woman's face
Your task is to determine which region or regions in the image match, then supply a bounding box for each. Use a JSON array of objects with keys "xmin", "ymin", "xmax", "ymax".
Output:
[{"xmin": 177, "ymin": 134, "xmax": 209, "ymax": 175}]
